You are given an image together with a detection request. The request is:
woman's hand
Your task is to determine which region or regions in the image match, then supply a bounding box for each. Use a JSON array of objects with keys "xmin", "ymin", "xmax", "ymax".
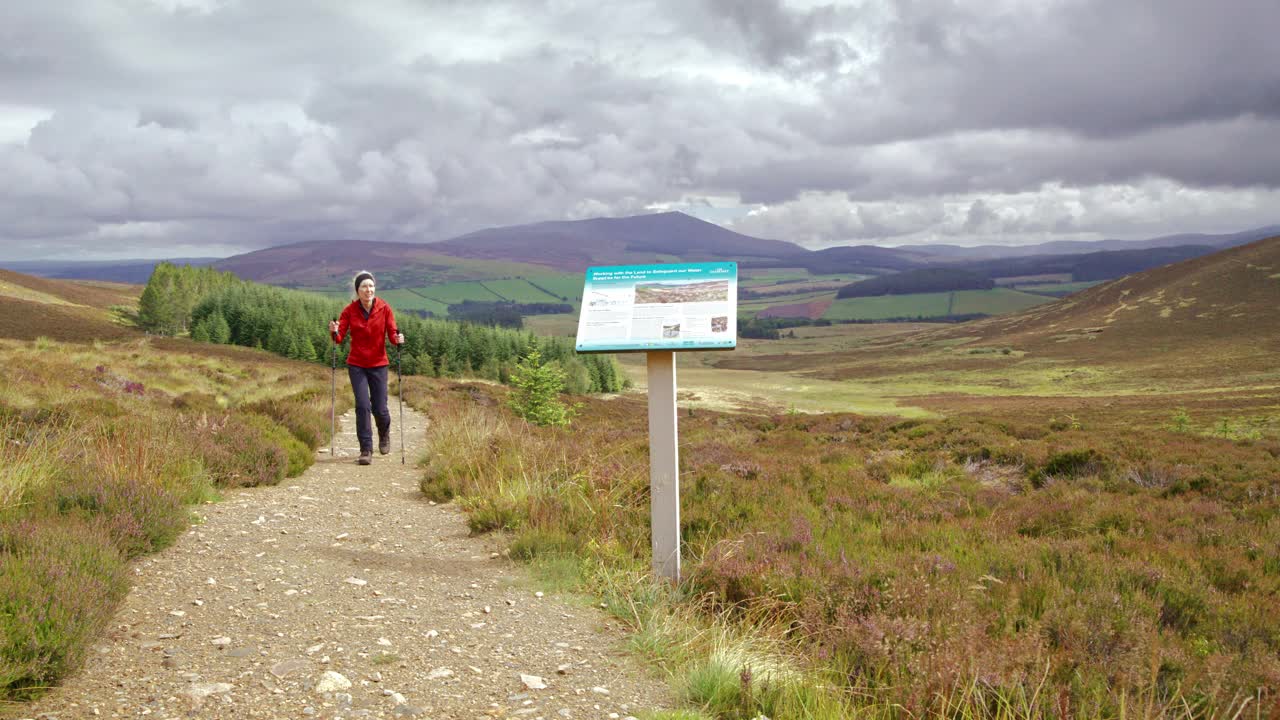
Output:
[
  {"xmin": 329, "ymin": 320, "xmax": 339, "ymax": 334},
  {"xmin": 395, "ymin": 332, "xmax": 405, "ymax": 345}
]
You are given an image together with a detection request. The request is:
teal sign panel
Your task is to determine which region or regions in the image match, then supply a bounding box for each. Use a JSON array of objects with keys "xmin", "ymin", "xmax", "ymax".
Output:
[{"xmin": 575, "ymin": 262, "xmax": 738, "ymax": 353}]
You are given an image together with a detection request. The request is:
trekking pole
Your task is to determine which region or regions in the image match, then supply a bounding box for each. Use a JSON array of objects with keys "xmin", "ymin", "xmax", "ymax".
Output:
[
  {"xmin": 397, "ymin": 342, "xmax": 405, "ymax": 465},
  {"xmin": 330, "ymin": 319, "xmax": 337, "ymax": 458}
]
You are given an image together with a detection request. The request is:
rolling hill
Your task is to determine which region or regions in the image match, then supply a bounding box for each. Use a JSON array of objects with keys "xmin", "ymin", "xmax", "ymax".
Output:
[
  {"xmin": 209, "ymin": 212, "xmax": 943, "ymax": 290},
  {"xmin": 717, "ymin": 234, "xmax": 1280, "ymax": 401},
  {"xmin": 908, "ymin": 225, "xmax": 1280, "ymax": 260},
  {"xmin": 431, "ymin": 211, "xmax": 804, "ymax": 269},
  {"xmin": 949, "ymin": 233, "xmax": 1280, "ymax": 365},
  {"xmin": 0, "ymin": 270, "xmax": 140, "ymax": 341}
]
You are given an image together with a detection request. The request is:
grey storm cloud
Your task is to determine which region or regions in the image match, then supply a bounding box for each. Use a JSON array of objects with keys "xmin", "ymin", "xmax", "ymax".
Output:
[{"xmin": 0, "ymin": 0, "xmax": 1277, "ymax": 260}]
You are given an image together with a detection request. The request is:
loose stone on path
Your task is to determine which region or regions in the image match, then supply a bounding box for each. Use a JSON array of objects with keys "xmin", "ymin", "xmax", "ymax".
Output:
[{"xmin": 23, "ymin": 406, "xmax": 671, "ymax": 718}]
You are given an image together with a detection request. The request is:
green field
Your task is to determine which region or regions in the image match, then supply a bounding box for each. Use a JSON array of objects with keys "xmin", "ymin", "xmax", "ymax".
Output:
[
  {"xmin": 524, "ymin": 312, "xmax": 580, "ymax": 337},
  {"xmin": 1016, "ymin": 280, "xmax": 1105, "ymax": 296},
  {"xmin": 479, "ymin": 278, "xmax": 562, "ymax": 302},
  {"xmin": 398, "ymin": 281, "xmax": 503, "ymax": 304},
  {"xmin": 949, "ymin": 287, "xmax": 1054, "ymax": 314},
  {"xmin": 739, "ymin": 291, "xmax": 836, "ymax": 316},
  {"xmin": 739, "ymin": 268, "xmax": 810, "ymax": 283},
  {"xmin": 740, "ymin": 272, "xmax": 865, "ymax": 292},
  {"xmin": 521, "ymin": 273, "xmax": 584, "ymax": 301},
  {"xmin": 823, "ymin": 292, "xmax": 951, "ymax": 320},
  {"xmin": 376, "ymin": 289, "xmax": 450, "ymax": 315},
  {"xmin": 823, "ymin": 288, "xmax": 1050, "ymax": 320}
]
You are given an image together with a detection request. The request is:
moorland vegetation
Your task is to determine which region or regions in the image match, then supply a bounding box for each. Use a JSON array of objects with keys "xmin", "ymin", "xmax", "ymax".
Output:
[
  {"xmin": 2, "ymin": 234, "xmax": 1277, "ymax": 719},
  {"xmin": 414, "ymin": 236, "xmax": 1280, "ymax": 719},
  {"xmin": 0, "ymin": 274, "xmax": 347, "ymax": 701}
]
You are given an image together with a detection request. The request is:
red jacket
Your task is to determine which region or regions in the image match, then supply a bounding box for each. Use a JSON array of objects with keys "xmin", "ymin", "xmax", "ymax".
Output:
[{"xmin": 333, "ymin": 298, "xmax": 400, "ymax": 368}]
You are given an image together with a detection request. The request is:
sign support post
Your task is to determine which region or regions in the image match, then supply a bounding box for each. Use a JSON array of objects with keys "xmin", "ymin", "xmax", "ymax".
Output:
[
  {"xmin": 646, "ymin": 350, "xmax": 680, "ymax": 582},
  {"xmin": 573, "ymin": 261, "xmax": 737, "ymax": 584}
]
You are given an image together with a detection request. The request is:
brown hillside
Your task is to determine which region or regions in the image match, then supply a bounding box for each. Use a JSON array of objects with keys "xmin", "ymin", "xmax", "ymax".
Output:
[
  {"xmin": 0, "ymin": 270, "xmax": 141, "ymax": 342},
  {"xmin": 213, "ymin": 240, "xmax": 566, "ymax": 286},
  {"xmin": 0, "ymin": 269, "xmax": 139, "ymax": 311},
  {"xmin": 951, "ymin": 234, "xmax": 1280, "ymax": 363}
]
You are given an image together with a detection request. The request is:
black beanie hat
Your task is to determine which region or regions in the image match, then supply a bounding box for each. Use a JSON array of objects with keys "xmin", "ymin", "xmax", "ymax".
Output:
[{"xmin": 353, "ymin": 272, "xmax": 375, "ymax": 292}]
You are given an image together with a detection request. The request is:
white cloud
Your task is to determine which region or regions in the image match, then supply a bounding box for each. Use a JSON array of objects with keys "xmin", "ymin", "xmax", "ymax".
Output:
[{"xmin": 0, "ymin": 0, "xmax": 1276, "ymax": 260}]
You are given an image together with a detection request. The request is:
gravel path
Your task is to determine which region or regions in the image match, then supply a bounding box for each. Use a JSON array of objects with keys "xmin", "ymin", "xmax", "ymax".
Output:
[{"xmin": 22, "ymin": 406, "xmax": 671, "ymax": 719}]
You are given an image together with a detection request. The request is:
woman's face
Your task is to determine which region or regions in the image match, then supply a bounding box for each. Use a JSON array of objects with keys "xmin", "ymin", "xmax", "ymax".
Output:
[{"xmin": 358, "ymin": 279, "xmax": 375, "ymax": 303}]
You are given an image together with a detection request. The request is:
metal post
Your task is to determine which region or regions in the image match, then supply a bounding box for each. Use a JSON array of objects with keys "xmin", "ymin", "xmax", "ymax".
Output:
[{"xmin": 646, "ymin": 350, "xmax": 680, "ymax": 582}]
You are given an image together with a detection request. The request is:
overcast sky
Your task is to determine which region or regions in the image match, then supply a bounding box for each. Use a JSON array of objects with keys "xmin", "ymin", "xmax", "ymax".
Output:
[{"xmin": 2, "ymin": 0, "xmax": 1279, "ymax": 260}]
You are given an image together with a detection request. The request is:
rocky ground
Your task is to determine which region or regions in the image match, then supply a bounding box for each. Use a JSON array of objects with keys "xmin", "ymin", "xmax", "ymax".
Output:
[{"xmin": 21, "ymin": 406, "xmax": 672, "ymax": 720}]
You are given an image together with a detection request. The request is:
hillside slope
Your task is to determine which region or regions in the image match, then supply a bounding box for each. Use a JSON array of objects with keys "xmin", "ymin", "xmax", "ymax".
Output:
[
  {"xmin": 717, "ymin": 236, "xmax": 1280, "ymax": 405},
  {"xmin": 959, "ymin": 234, "xmax": 1280, "ymax": 364},
  {"xmin": 433, "ymin": 211, "xmax": 804, "ymax": 269},
  {"xmin": 0, "ymin": 270, "xmax": 140, "ymax": 341}
]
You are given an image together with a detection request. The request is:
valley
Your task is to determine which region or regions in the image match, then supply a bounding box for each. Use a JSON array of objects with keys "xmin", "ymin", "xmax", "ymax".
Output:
[{"xmin": 1, "ymin": 228, "xmax": 1277, "ymax": 719}]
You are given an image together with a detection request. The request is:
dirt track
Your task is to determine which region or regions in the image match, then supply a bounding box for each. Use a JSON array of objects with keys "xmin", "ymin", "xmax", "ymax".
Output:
[{"xmin": 21, "ymin": 407, "xmax": 670, "ymax": 719}]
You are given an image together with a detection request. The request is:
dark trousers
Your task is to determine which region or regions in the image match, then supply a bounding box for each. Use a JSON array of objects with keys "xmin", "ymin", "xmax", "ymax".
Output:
[{"xmin": 348, "ymin": 365, "xmax": 390, "ymax": 453}]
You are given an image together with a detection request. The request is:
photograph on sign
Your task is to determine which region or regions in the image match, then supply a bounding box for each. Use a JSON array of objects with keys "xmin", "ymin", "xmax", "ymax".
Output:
[{"xmin": 575, "ymin": 262, "xmax": 738, "ymax": 353}]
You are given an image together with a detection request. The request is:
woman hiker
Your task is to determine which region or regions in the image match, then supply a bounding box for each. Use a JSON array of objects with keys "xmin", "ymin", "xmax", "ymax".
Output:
[{"xmin": 329, "ymin": 271, "xmax": 405, "ymax": 465}]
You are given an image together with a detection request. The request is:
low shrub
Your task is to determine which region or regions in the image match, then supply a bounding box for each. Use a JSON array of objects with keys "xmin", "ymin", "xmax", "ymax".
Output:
[
  {"xmin": 191, "ymin": 413, "xmax": 289, "ymax": 488},
  {"xmin": 239, "ymin": 412, "xmax": 312, "ymax": 478},
  {"xmin": 245, "ymin": 395, "xmax": 330, "ymax": 450},
  {"xmin": 411, "ymin": 379, "xmax": 1280, "ymax": 716},
  {"xmin": 0, "ymin": 517, "xmax": 128, "ymax": 699},
  {"xmin": 48, "ymin": 465, "xmax": 188, "ymax": 559}
]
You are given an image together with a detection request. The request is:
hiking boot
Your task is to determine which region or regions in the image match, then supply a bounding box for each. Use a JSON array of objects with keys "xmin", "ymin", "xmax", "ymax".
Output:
[
  {"xmin": 358, "ymin": 450, "xmax": 372, "ymax": 466},
  {"xmin": 378, "ymin": 434, "xmax": 391, "ymax": 455}
]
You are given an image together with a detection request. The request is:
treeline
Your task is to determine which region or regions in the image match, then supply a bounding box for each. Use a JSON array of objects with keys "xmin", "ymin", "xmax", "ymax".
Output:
[
  {"xmin": 739, "ymin": 313, "xmax": 986, "ymax": 337},
  {"xmin": 138, "ymin": 262, "xmax": 240, "ymax": 335},
  {"xmin": 447, "ymin": 300, "xmax": 573, "ymax": 328},
  {"xmin": 836, "ymin": 268, "xmax": 993, "ymax": 298},
  {"xmin": 739, "ymin": 316, "xmax": 830, "ymax": 339},
  {"xmin": 140, "ymin": 263, "xmax": 626, "ymax": 393},
  {"xmin": 951, "ymin": 245, "xmax": 1216, "ymax": 282}
]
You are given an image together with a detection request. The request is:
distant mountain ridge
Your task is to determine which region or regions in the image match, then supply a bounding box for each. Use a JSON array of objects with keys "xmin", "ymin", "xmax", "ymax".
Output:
[
  {"xmin": 4, "ymin": 213, "xmax": 1277, "ymax": 288},
  {"xmin": 434, "ymin": 212, "xmax": 802, "ymax": 267},
  {"xmin": 0, "ymin": 258, "xmax": 220, "ymax": 284},
  {"xmin": 907, "ymin": 225, "xmax": 1280, "ymax": 260}
]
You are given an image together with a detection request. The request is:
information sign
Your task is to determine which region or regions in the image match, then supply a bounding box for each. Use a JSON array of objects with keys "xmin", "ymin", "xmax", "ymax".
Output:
[{"xmin": 575, "ymin": 262, "xmax": 737, "ymax": 353}]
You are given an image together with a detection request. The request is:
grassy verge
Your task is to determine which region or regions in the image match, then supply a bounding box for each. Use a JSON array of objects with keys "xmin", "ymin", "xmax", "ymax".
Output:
[
  {"xmin": 412, "ymin": 378, "xmax": 1279, "ymax": 719},
  {"xmin": 0, "ymin": 336, "xmax": 347, "ymax": 702}
]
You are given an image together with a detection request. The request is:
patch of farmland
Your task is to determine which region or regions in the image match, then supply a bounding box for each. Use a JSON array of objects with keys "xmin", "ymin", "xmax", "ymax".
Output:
[
  {"xmin": 823, "ymin": 292, "xmax": 954, "ymax": 320},
  {"xmin": 375, "ymin": 289, "xmax": 449, "ymax": 316},
  {"xmin": 949, "ymin": 288, "xmax": 1053, "ymax": 314},
  {"xmin": 1015, "ymin": 281, "xmax": 1104, "ymax": 297},
  {"xmin": 479, "ymin": 278, "xmax": 564, "ymax": 302},
  {"xmin": 403, "ymin": 281, "xmax": 506, "ymax": 304},
  {"xmin": 522, "ymin": 273, "xmax": 583, "ymax": 301}
]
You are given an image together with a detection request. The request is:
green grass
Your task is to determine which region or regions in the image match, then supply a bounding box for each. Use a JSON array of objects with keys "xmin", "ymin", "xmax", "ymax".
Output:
[
  {"xmin": 1015, "ymin": 281, "xmax": 1105, "ymax": 296},
  {"xmin": 823, "ymin": 291, "xmax": 954, "ymax": 320},
  {"xmin": 950, "ymin": 288, "xmax": 1055, "ymax": 314},
  {"xmin": 522, "ymin": 273, "xmax": 584, "ymax": 302},
  {"xmin": 524, "ymin": 313, "xmax": 580, "ymax": 338},
  {"xmin": 373, "ymin": 289, "xmax": 450, "ymax": 315},
  {"xmin": 822, "ymin": 289, "xmax": 1052, "ymax": 321},
  {"xmin": 739, "ymin": 291, "xmax": 836, "ymax": 314},
  {"xmin": 738, "ymin": 268, "xmax": 810, "ymax": 283},
  {"xmin": 402, "ymin": 281, "xmax": 506, "ymax": 304},
  {"xmin": 480, "ymin": 278, "xmax": 564, "ymax": 302}
]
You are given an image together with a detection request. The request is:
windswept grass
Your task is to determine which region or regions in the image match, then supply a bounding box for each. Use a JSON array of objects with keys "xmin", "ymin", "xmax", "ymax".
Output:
[
  {"xmin": 413, "ymin": 377, "xmax": 1280, "ymax": 718},
  {"xmin": 0, "ymin": 335, "xmax": 345, "ymax": 702}
]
